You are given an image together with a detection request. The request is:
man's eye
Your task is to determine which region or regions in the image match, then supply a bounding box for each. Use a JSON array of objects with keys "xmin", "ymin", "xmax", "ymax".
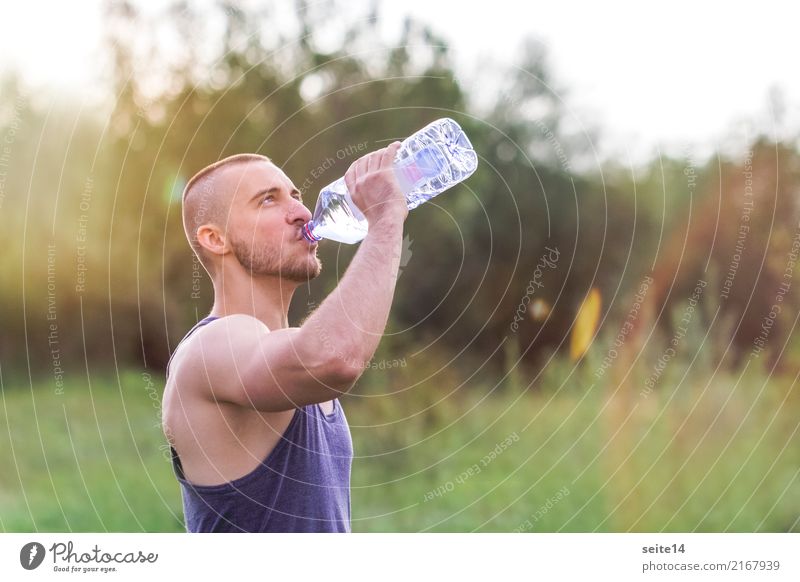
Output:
[{"xmin": 261, "ymin": 195, "xmax": 274, "ymax": 204}]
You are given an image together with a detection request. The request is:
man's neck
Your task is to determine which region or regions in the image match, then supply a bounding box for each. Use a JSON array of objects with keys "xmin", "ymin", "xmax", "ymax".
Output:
[{"xmin": 209, "ymin": 271, "xmax": 299, "ymax": 330}]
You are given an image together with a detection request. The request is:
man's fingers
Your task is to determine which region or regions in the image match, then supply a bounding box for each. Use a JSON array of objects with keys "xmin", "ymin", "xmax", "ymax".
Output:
[
  {"xmin": 344, "ymin": 165, "xmax": 356, "ymax": 195},
  {"xmin": 380, "ymin": 141, "xmax": 402, "ymax": 169},
  {"xmin": 345, "ymin": 157, "xmax": 362, "ymax": 194},
  {"xmin": 354, "ymin": 155, "xmax": 368, "ymax": 182},
  {"xmin": 366, "ymin": 151, "xmax": 381, "ymax": 174},
  {"xmin": 347, "ymin": 143, "xmax": 401, "ymax": 194}
]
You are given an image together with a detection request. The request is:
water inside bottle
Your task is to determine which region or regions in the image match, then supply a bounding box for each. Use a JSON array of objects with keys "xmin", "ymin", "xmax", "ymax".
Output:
[{"xmin": 302, "ymin": 177, "xmax": 368, "ymax": 244}]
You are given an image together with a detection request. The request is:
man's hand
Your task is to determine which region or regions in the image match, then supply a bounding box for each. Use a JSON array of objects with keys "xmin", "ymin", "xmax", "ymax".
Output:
[{"xmin": 344, "ymin": 142, "xmax": 408, "ymax": 226}]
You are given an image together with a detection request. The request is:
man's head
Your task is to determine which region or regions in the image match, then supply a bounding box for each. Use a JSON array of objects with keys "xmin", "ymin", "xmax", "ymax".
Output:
[{"xmin": 182, "ymin": 154, "xmax": 321, "ymax": 283}]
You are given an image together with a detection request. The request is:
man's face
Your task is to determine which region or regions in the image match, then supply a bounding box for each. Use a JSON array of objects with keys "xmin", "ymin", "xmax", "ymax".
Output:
[{"xmin": 221, "ymin": 161, "xmax": 321, "ymax": 282}]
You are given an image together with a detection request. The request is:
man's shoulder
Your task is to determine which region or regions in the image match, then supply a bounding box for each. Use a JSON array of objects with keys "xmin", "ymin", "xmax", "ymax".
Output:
[
  {"xmin": 203, "ymin": 313, "xmax": 271, "ymax": 334},
  {"xmin": 187, "ymin": 314, "xmax": 271, "ymax": 349},
  {"xmin": 168, "ymin": 314, "xmax": 271, "ymax": 385}
]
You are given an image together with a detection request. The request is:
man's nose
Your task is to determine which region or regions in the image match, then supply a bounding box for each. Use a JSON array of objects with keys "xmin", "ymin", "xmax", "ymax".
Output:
[{"xmin": 288, "ymin": 199, "xmax": 313, "ymax": 224}]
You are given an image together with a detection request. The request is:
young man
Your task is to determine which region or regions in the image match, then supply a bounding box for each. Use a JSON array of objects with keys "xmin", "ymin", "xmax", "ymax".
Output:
[{"xmin": 162, "ymin": 142, "xmax": 407, "ymax": 532}]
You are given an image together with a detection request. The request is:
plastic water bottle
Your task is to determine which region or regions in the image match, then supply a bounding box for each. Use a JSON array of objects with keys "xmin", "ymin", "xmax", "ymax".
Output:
[{"xmin": 301, "ymin": 118, "xmax": 478, "ymax": 244}]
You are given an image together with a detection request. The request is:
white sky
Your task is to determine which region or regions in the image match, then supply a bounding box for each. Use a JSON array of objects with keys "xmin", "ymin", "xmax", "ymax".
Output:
[{"xmin": 2, "ymin": 0, "xmax": 799, "ymax": 163}]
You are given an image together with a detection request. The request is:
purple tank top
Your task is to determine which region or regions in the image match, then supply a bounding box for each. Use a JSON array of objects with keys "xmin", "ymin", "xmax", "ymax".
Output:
[{"xmin": 165, "ymin": 316, "xmax": 353, "ymax": 533}]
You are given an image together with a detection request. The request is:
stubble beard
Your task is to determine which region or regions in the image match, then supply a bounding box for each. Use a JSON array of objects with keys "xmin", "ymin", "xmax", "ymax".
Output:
[{"xmin": 230, "ymin": 235, "xmax": 322, "ymax": 282}]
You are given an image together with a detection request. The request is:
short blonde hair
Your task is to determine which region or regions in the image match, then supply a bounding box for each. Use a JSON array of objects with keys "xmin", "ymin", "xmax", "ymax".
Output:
[{"xmin": 181, "ymin": 153, "xmax": 272, "ymax": 274}]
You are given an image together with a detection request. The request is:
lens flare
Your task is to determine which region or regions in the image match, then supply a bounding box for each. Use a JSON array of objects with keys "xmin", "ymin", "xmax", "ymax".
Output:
[{"xmin": 528, "ymin": 297, "xmax": 551, "ymax": 321}]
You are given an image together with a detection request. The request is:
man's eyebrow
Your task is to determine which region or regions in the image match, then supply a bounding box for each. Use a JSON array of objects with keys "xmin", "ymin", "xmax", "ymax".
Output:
[
  {"xmin": 250, "ymin": 186, "xmax": 279, "ymax": 202},
  {"xmin": 250, "ymin": 186, "xmax": 302, "ymax": 202}
]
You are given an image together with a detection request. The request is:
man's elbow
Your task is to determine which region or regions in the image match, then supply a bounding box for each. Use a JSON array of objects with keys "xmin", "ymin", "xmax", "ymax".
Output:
[{"xmin": 321, "ymin": 356, "xmax": 364, "ymax": 394}]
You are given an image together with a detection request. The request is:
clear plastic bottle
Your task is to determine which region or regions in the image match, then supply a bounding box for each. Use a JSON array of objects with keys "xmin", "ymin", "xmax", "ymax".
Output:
[{"xmin": 301, "ymin": 118, "xmax": 478, "ymax": 244}]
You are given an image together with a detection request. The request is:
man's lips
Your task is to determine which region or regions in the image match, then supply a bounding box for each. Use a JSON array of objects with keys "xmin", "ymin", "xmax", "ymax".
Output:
[{"xmin": 296, "ymin": 231, "xmax": 318, "ymax": 246}]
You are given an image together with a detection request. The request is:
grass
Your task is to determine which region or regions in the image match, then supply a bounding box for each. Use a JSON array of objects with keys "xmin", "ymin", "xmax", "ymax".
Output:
[
  {"xmin": 0, "ymin": 370, "xmax": 183, "ymax": 532},
  {"xmin": 1, "ymin": 352, "xmax": 798, "ymax": 532},
  {"xmin": 348, "ymin": 357, "xmax": 800, "ymax": 532}
]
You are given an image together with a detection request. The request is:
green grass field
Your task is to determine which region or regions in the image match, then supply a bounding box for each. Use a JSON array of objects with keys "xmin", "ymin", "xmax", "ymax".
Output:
[{"xmin": 1, "ymin": 357, "xmax": 798, "ymax": 532}]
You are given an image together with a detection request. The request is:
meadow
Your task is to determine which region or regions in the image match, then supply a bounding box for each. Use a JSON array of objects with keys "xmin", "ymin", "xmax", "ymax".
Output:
[{"xmin": 2, "ymin": 345, "xmax": 797, "ymax": 533}]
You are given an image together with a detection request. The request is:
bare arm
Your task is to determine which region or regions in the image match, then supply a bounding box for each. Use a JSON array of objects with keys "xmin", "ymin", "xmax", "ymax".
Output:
[
  {"xmin": 175, "ymin": 142, "xmax": 408, "ymax": 412},
  {"xmin": 300, "ymin": 140, "xmax": 409, "ymax": 372},
  {"xmin": 301, "ymin": 214, "xmax": 405, "ymax": 372}
]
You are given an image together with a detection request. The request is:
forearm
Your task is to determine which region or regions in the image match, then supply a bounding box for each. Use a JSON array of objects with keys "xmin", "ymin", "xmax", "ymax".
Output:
[{"xmin": 300, "ymin": 218, "xmax": 404, "ymax": 371}]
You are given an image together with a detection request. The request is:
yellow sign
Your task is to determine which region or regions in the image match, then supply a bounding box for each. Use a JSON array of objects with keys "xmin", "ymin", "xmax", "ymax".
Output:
[{"xmin": 570, "ymin": 288, "xmax": 602, "ymax": 360}]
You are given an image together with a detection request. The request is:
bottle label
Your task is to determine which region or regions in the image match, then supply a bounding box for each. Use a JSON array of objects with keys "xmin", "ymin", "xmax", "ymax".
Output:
[{"xmin": 394, "ymin": 155, "xmax": 424, "ymax": 195}]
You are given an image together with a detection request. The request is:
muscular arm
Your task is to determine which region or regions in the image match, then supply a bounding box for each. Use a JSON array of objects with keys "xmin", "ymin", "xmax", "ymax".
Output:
[
  {"xmin": 174, "ymin": 143, "xmax": 408, "ymax": 412},
  {"xmin": 301, "ymin": 216, "xmax": 404, "ymax": 372}
]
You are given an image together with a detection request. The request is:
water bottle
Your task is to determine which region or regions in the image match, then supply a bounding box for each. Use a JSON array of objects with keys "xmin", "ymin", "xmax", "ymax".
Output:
[{"xmin": 301, "ymin": 118, "xmax": 478, "ymax": 244}]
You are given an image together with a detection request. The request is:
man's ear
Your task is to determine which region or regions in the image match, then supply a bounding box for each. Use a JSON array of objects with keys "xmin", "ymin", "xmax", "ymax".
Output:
[{"xmin": 196, "ymin": 224, "xmax": 228, "ymax": 257}]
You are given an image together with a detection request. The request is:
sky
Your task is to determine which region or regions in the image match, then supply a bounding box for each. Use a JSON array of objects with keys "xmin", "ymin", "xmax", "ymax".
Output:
[{"xmin": 2, "ymin": 0, "xmax": 798, "ymax": 164}]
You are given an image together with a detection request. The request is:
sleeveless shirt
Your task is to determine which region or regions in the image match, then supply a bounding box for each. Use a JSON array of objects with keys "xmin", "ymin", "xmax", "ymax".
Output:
[{"xmin": 165, "ymin": 315, "xmax": 353, "ymax": 532}]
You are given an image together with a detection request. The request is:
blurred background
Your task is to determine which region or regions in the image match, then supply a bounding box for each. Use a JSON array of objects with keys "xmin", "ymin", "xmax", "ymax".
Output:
[{"xmin": 1, "ymin": 0, "xmax": 799, "ymax": 532}]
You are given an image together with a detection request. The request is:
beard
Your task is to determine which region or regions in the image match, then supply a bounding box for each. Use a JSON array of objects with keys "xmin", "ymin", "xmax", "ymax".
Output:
[{"xmin": 230, "ymin": 234, "xmax": 322, "ymax": 282}]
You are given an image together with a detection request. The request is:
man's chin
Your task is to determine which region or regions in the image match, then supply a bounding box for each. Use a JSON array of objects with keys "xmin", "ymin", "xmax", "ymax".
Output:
[{"xmin": 279, "ymin": 259, "xmax": 322, "ymax": 282}]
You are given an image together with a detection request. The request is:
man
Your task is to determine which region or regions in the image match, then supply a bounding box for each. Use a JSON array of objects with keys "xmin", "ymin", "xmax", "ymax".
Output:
[{"xmin": 162, "ymin": 142, "xmax": 407, "ymax": 532}]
